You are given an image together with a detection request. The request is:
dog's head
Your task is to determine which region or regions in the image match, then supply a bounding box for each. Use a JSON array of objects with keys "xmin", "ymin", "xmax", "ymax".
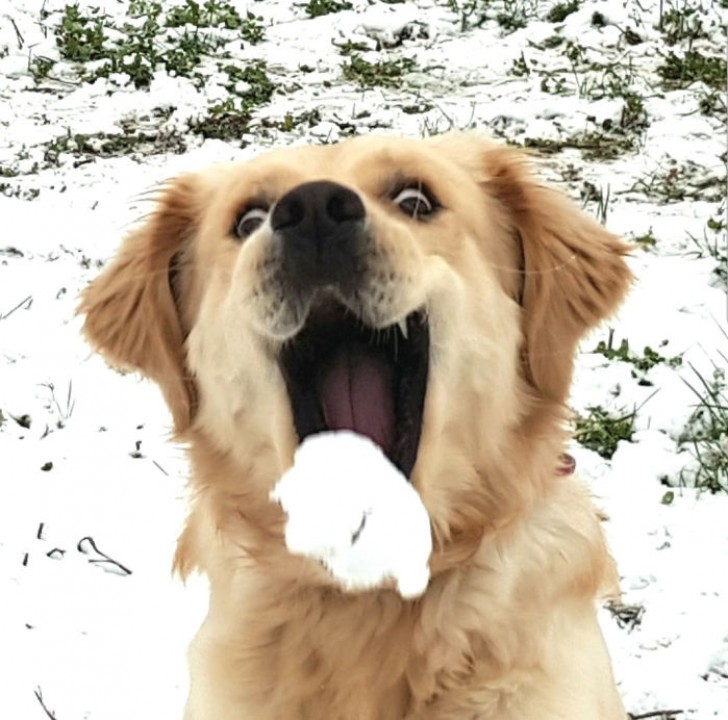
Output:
[{"xmin": 81, "ymin": 133, "xmax": 631, "ymax": 564}]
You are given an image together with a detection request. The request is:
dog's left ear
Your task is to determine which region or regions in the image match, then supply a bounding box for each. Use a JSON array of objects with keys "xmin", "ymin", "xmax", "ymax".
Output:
[
  {"xmin": 80, "ymin": 176, "xmax": 199, "ymax": 433},
  {"xmin": 480, "ymin": 144, "xmax": 633, "ymax": 405}
]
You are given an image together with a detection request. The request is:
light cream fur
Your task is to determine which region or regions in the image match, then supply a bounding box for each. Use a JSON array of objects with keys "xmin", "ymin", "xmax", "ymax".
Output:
[{"xmin": 81, "ymin": 132, "xmax": 632, "ymax": 719}]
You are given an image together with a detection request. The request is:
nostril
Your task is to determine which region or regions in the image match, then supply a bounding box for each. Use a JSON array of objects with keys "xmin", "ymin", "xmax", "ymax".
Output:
[
  {"xmin": 327, "ymin": 190, "xmax": 365, "ymax": 224},
  {"xmin": 271, "ymin": 196, "xmax": 305, "ymax": 232}
]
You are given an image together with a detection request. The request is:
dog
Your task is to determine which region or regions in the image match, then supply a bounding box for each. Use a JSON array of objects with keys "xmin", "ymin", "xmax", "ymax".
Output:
[{"xmin": 81, "ymin": 132, "xmax": 631, "ymax": 719}]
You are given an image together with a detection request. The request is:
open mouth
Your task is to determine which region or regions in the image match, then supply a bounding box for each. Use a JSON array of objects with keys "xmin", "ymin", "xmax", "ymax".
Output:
[{"xmin": 279, "ymin": 297, "xmax": 429, "ymax": 478}]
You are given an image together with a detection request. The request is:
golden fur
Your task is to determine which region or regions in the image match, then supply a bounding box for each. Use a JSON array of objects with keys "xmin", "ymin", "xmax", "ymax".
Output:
[{"xmin": 81, "ymin": 132, "xmax": 631, "ymax": 719}]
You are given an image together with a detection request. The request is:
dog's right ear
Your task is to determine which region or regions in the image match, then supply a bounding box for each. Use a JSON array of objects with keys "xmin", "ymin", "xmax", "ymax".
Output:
[{"xmin": 80, "ymin": 176, "xmax": 199, "ymax": 433}]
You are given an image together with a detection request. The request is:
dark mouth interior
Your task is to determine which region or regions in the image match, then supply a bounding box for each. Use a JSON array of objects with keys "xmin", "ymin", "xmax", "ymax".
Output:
[{"xmin": 279, "ymin": 298, "xmax": 429, "ymax": 478}]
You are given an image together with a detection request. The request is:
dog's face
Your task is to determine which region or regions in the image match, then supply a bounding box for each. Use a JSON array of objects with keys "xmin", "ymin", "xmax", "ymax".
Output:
[{"xmin": 81, "ymin": 133, "xmax": 631, "ymax": 555}]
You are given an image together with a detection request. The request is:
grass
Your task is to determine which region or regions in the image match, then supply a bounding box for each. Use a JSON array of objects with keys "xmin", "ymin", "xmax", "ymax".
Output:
[
  {"xmin": 534, "ymin": 39, "xmax": 650, "ymax": 146},
  {"xmin": 698, "ymin": 90, "xmax": 727, "ymax": 118},
  {"xmin": 593, "ymin": 332, "xmax": 683, "ymax": 385},
  {"xmin": 679, "ymin": 361, "xmax": 728, "ymax": 493},
  {"xmin": 685, "ymin": 207, "xmax": 727, "ymax": 288},
  {"xmin": 302, "ymin": 0, "xmax": 353, "ymax": 17},
  {"xmin": 221, "ymin": 61, "xmax": 276, "ymax": 105},
  {"xmin": 48, "ymin": 0, "xmax": 265, "ymax": 89},
  {"xmin": 40, "ymin": 125, "xmax": 187, "ymax": 164},
  {"xmin": 631, "ymin": 161, "xmax": 725, "ymax": 203},
  {"xmin": 581, "ymin": 181, "xmax": 611, "ymax": 224},
  {"xmin": 546, "ymin": 0, "xmax": 579, "ymax": 23},
  {"xmin": 342, "ymin": 53, "xmax": 417, "ymax": 88},
  {"xmin": 189, "ymin": 99, "xmax": 253, "ymax": 141},
  {"xmin": 631, "ymin": 229, "xmax": 658, "ymax": 249},
  {"xmin": 446, "ymin": 0, "xmax": 491, "ymax": 32},
  {"xmin": 575, "ymin": 405, "xmax": 635, "ymax": 459},
  {"xmin": 606, "ymin": 599, "xmax": 645, "ymax": 631},
  {"xmin": 659, "ymin": 4, "xmax": 710, "ymax": 46},
  {"xmin": 0, "ymin": 184, "xmax": 40, "ymax": 201},
  {"xmin": 523, "ymin": 131, "xmax": 636, "ymax": 160},
  {"xmin": 260, "ymin": 109, "xmax": 323, "ymax": 132},
  {"xmin": 446, "ymin": 0, "xmax": 542, "ymax": 33},
  {"xmin": 496, "ymin": 0, "xmax": 538, "ymax": 31},
  {"xmin": 189, "ymin": 60, "xmax": 276, "ymax": 142},
  {"xmin": 29, "ymin": 55, "xmax": 56, "ymax": 80},
  {"xmin": 657, "ymin": 50, "xmax": 726, "ymax": 90}
]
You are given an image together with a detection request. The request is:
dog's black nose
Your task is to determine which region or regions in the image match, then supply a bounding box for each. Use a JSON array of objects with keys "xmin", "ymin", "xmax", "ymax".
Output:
[{"xmin": 272, "ymin": 181, "xmax": 366, "ymax": 292}]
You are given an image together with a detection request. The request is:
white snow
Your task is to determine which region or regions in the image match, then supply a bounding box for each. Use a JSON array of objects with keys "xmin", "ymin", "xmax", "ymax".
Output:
[
  {"xmin": 271, "ymin": 431, "xmax": 432, "ymax": 598},
  {"xmin": 0, "ymin": 0, "xmax": 726, "ymax": 718}
]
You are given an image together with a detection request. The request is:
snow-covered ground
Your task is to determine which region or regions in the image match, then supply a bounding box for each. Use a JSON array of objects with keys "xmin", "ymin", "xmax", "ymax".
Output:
[{"xmin": 1, "ymin": 0, "xmax": 726, "ymax": 717}]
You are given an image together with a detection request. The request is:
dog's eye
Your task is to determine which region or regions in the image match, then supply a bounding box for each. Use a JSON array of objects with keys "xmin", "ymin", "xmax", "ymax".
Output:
[
  {"xmin": 234, "ymin": 207, "xmax": 268, "ymax": 239},
  {"xmin": 392, "ymin": 187, "xmax": 436, "ymax": 220}
]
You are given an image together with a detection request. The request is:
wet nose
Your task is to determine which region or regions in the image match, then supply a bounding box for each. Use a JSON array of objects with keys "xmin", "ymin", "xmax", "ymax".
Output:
[{"xmin": 272, "ymin": 180, "xmax": 366, "ymax": 292}]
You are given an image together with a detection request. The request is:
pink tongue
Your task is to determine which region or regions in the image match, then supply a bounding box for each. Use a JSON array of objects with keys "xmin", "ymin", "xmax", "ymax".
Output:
[{"xmin": 318, "ymin": 348, "xmax": 395, "ymax": 454}]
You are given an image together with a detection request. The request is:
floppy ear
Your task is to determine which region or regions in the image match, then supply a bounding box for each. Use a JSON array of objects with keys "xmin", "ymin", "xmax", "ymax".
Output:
[
  {"xmin": 80, "ymin": 176, "xmax": 199, "ymax": 433},
  {"xmin": 481, "ymin": 146, "xmax": 632, "ymax": 404}
]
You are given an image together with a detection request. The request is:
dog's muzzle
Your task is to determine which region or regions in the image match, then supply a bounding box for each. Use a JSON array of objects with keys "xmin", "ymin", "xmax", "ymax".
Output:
[{"xmin": 272, "ymin": 180, "xmax": 366, "ymax": 296}]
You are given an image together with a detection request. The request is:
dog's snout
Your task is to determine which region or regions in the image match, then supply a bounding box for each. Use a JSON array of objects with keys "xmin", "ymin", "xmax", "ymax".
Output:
[
  {"xmin": 272, "ymin": 181, "xmax": 366, "ymax": 293},
  {"xmin": 272, "ymin": 180, "xmax": 365, "ymax": 234}
]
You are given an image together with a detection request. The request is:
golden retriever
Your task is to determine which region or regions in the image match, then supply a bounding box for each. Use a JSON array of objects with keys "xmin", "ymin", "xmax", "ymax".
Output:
[{"xmin": 81, "ymin": 132, "xmax": 631, "ymax": 719}]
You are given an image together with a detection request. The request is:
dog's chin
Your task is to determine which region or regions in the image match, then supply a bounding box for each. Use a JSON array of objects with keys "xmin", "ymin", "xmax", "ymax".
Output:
[{"xmin": 278, "ymin": 294, "xmax": 429, "ymax": 478}]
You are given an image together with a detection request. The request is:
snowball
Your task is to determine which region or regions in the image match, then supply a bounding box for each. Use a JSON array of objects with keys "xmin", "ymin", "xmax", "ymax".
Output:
[{"xmin": 270, "ymin": 431, "xmax": 432, "ymax": 598}]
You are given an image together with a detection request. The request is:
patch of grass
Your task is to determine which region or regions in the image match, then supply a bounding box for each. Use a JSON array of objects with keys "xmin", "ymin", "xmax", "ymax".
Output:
[
  {"xmin": 189, "ymin": 98, "xmax": 252, "ymax": 141},
  {"xmin": 261, "ymin": 108, "xmax": 323, "ymax": 132},
  {"xmin": 539, "ymin": 74, "xmax": 568, "ymax": 95},
  {"xmin": 29, "ymin": 55, "xmax": 56, "ymax": 81},
  {"xmin": 0, "ymin": 184, "xmax": 41, "ymax": 201},
  {"xmin": 49, "ymin": 0, "xmax": 265, "ymax": 89},
  {"xmin": 540, "ymin": 34, "xmax": 565, "ymax": 48},
  {"xmin": 39, "ymin": 115, "xmax": 188, "ymax": 164},
  {"xmin": 594, "ymin": 333, "xmax": 683, "ymax": 383},
  {"xmin": 337, "ymin": 39, "xmax": 371, "ymax": 56},
  {"xmin": 657, "ymin": 50, "xmax": 726, "ymax": 90},
  {"xmin": 402, "ymin": 99, "xmax": 434, "ymax": 114},
  {"xmin": 546, "ymin": 0, "xmax": 579, "ymax": 23},
  {"xmin": 699, "ymin": 90, "xmax": 727, "ymax": 118},
  {"xmin": 302, "ymin": 0, "xmax": 353, "ymax": 18},
  {"xmin": 659, "ymin": 5, "xmax": 709, "ymax": 46},
  {"xmin": 679, "ymin": 363, "xmax": 728, "ymax": 493},
  {"xmin": 686, "ymin": 207, "xmax": 727, "ymax": 288},
  {"xmin": 575, "ymin": 405, "xmax": 635, "ymax": 459},
  {"xmin": 78, "ymin": 129, "xmax": 187, "ymax": 158},
  {"xmin": 496, "ymin": 0, "xmax": 538, "ymax": 31},
  {"xmin": 620, "ymin": 91, "xmax": 648, "ymax": 130},
  {"xmin": 55, "ymin": 4, "xmax": 108, "ymax": 62},
  {"xmin": 584, "ymin": 181, "xmax": 613, "ymax": 224},
  {"xmin": 447, "ymin": 0, "xmax": 492, "ymax": 32},
  {"xmin": 539, "ymin": 40, "xmax": 643, "ymax": 116},
  {"xmin": 632, "ymin": 160, "xmax": 724, "ymax": 203},
  {"xmin": 342, "ymin": 53, "xmax": 417, "ymax": 88},
  {"xmin": 187, "ymin": 61, "xmax": 276, "ymax": 143},
  {"xmin": 523, "ymin": 131, "xmax": 636, "ymax": 160},
  {"xmin": 166, "ymin": 0, "xmax": 245, "ymax": 30},
  {"xmin": 239, "ymin": 12, "xmax": 266, "ymax": 44},
  {"xmin": 221, "ymin": 61, "xmax": 276, "ymax": 105},
  {"xmin": 632, "ymin": 228, "xmax": 658, "ymax": 249},
  {"xmin": 606, "ymin": 600, "xmax": 645, "ymax": 631},
  {"xmin": 510, "ymin": 52, "xmax": 530, "ymax": 77}
]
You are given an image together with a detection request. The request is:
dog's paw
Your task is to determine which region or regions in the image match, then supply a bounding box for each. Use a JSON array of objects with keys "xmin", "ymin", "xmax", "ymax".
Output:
[{"xmin": 270, "ymin": 431, "xmax": 432, "ymax": 598}]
